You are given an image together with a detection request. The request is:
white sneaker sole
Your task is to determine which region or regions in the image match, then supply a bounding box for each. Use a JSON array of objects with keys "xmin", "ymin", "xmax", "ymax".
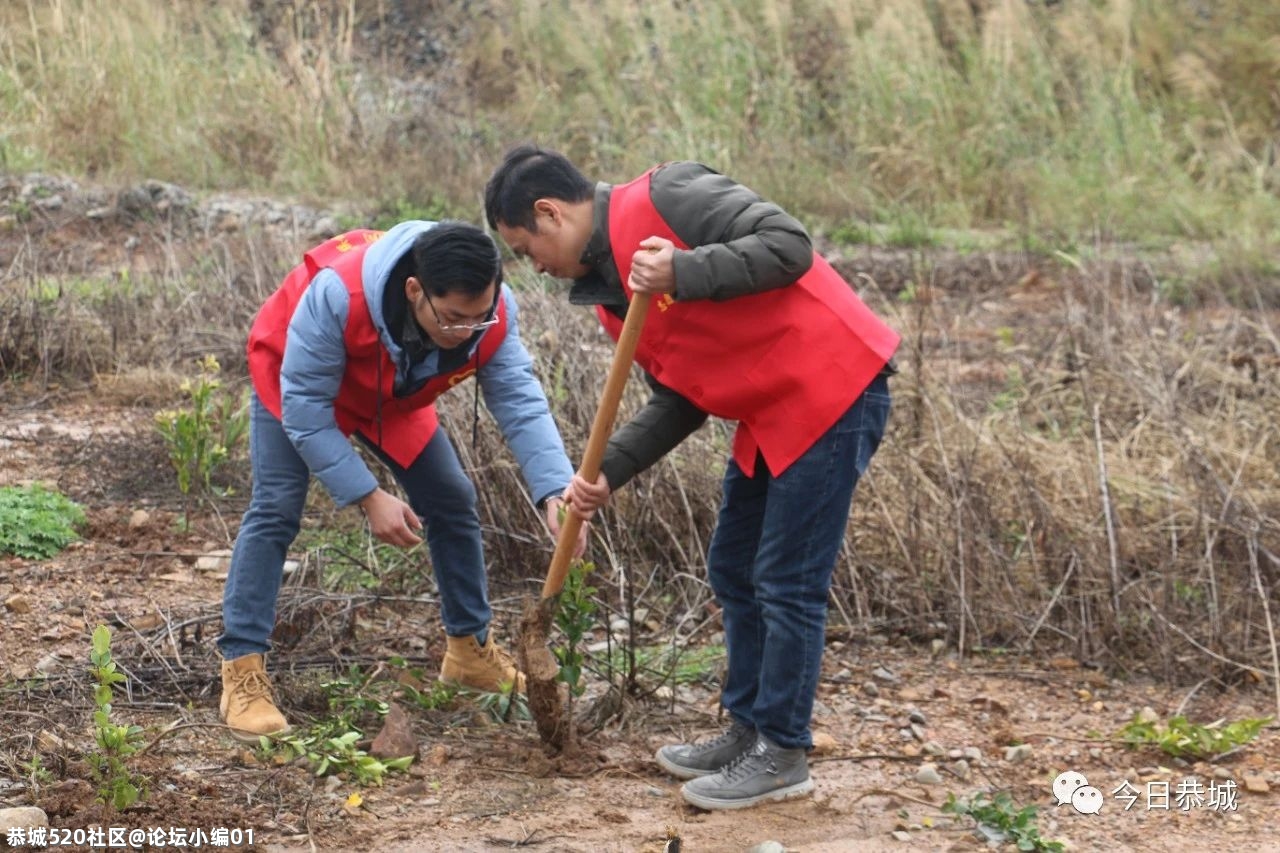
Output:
[{"xmin": 680, "ymin": 777, "xmax": 815, "ymax": 810}]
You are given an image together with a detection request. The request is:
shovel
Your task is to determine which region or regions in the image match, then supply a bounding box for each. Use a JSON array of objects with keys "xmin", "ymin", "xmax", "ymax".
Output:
[{"xmin": 518, "ymin": 292, "xmax": 652, "ymax": 749}]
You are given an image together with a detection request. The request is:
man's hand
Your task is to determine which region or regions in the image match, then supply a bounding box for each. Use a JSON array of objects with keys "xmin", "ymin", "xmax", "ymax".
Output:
[
  {"xmin": 359, "ymin": 487, "xmax": 424, "ymax": 547},
  {"xmin": 543, "ymin": 496, "xmax": 588, "ymax": 559},
  {"xmin": 627, "ymin": 236, "xmax": 676, "ymax": 295},
  {"xmin": 563, "ymin": 471, "xmax": 613, "ymax": 521}
]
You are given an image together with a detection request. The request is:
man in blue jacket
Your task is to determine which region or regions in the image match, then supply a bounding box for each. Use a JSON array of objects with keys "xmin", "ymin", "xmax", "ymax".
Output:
[{"xmin": 220, "ymin": 220, "xmax": 585, "ymax": 741}]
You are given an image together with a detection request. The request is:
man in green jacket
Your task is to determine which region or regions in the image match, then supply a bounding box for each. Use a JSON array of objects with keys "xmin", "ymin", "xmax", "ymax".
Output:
[{"xmin": 485, "ymin": 145, "xmax": 898, "ymax": 810}]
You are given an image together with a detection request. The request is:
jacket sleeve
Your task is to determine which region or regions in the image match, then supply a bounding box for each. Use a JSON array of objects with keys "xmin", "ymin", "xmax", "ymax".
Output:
[
  {"xmin": 651, "ymin": 162, "xmax": 814, "ymax": 302},
  {"xmin": 279, "ymin": 270, "xmax": 380, "ymax": 507},
  {"xmin": 600, "ymin": 371, "xmax": 708, "ymax": 491},
  {"xmin": 478, "ymin": 288, "xmax": 575, "ymax": 505}
]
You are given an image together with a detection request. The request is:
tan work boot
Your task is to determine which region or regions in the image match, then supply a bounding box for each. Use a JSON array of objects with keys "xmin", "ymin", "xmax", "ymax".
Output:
[
  {"xmin": 219, "ymin": 653, "xmax": 291, "ymax": 743},
  {"xmin": 440, "ymin": 634, "xmax": 526, "ymax": 693}
]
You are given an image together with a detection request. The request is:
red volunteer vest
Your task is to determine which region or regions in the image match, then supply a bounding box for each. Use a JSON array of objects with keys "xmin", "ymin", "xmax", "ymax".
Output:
[
  {"xmin": 599, "ymin": 170, "xmax": 900, "ymax": 476},
  {"xmin": 247, "ymin": 229, "xmax": 509, "ymax": 468}
]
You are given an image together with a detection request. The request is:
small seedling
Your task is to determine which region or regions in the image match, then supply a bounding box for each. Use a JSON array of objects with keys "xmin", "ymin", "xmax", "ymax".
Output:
[
  {"xmin": 153, "ymin": 354, "xmax": 247, "ymax": 527},
  {"xmin": 943, "ymin": 791, "xmax": 1064, "ymax": 852},
  {"xmin": 87, "ymin": 626, "xmax": 148, "ymax": 811},
  {"xmin": 554, "ymin": 559, "xmax": 598, "ymax": 698},
  {"xmin": 0, "ymin": 484, "xmax": 85, "ymax": 559},
  {"xmin": 258, "ymin": 723, "xmax": 412, "ymax": 786},
  {"xmin": 1118, "ymin": 713, "xmax": 1272, "ymax": 759}
]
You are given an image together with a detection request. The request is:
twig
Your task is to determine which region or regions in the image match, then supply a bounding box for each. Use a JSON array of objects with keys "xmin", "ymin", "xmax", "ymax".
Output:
[
  {"xmin": 1247, "ymin": 530, "xmax": 1280, "ymax": 720},
  {"xmin": 1092, "ymin": 403, "xmax": 1121, "ymax": 622},
  {"xmin": 137, "ymin": 722, "xmax": 239, "ymax": 756},
  {"xmin": 849, "ymin": 787, "xmax": 944, "ymax": 810},
  {"xmin": 1146, "ymin": 604, "xmax": 1270, "ymax": 678}
]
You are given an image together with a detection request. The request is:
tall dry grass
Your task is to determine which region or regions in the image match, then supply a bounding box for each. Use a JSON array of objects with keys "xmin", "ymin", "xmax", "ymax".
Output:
[
  {"xmin": 3, "ymin": 222, "xmax": 1277, "ymax": 693},
  {"xmin": 1, "ymin": 0, "xmax": 1277, "ymax": 254}
]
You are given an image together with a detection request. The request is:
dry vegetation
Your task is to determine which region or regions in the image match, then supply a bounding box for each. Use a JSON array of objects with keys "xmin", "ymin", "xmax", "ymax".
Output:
[{"xmin": 2, "ymin": 202, "xmax": 1277, "ymax": 702}]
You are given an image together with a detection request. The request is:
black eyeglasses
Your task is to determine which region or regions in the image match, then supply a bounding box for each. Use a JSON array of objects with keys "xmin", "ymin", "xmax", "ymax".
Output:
[{"xmin": 423, "ymin": 292, "xmax": 499, "ymax": 333}]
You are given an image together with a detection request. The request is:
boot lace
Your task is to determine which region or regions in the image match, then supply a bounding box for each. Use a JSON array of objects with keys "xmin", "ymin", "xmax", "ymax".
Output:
[
  {"xmin": 717, "ymin": 745, "xmax": 774, "ymax": 784},
  {"xmin": 693, "ymin": 720, "xmax": 753, "ymax": 755},
  {"xmin": 230, "ymin": 669, "xmax": 275, "ymax": 712},
  {"xmin": 482, "ymin": 640, "xmax": 517, "ymax": 672}
]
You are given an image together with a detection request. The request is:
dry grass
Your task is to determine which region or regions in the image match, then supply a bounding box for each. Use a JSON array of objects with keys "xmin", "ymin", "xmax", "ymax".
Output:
[{"xmin": 3, "ymin": 221, "xmax": 1276, "ymax": 692}]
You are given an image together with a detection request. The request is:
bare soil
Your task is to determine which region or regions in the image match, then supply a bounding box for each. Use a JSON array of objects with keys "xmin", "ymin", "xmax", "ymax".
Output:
[{"xmin": 0, "ymin": 188, "xmax": 1277, "ymax": 853}]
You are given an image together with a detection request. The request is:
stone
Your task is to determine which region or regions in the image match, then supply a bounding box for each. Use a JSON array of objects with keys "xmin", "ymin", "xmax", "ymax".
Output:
[
  {"xmin": 951, "ymin": 759, "xmax": 971, "ymax": 781},
  {"xmin": 811, "ymin": 732, "xmax": 839, "ymax": 755},
  {"xmin": 370, "ymin": 702, "xmax": 418, "ymax": 761},
  {"xmin": 4, "ymin": 594, "xmax": 30, "ymax": 614},
  {"xmin": 1242, "ymin": 774, "xmax": 1270, "ymax": 794},
  {"xmin": 892, "ymin": 830, "xmax": 912, "ymax": 842},
  {"xmin": 128, "ymin": 509, "xmax": 150, "ymax": 529},
  {"xmin": 746, "ymin": 843, "xmax": 786, "ymax": 853},
  {"xmin": 1136, "ymin": 706, "xmax": 1160, "ymax": 725},
  {"xmin": 1005, "ymin": 744, "xmax": 1033, "ymax": 763},
  {"xmin": 962, "ymin": 746, "xmax": 983, "ymax": 762},
  {"xmin": 915, "ymin": 764, "xmax": 943, "ymax": 785},
  {"xmin": 871, "ymin": 667, "xmax": 899, "ymax": 684},
  {"xmin": 908, "ymin": 709, "xmax": 928, "ymax": 725},
  {"xmin": 0, "ymin": 807, "xmax": 48, "ymax": 837}
]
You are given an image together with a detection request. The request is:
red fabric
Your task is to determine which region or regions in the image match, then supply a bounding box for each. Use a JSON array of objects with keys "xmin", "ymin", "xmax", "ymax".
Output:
[
  {"xmin": 598, "ymin": 170, "xmax": 900, "ymax": 476},
  {"xmin": 247, "ymin": 229, "xmax": 509, "ymax": 468}
]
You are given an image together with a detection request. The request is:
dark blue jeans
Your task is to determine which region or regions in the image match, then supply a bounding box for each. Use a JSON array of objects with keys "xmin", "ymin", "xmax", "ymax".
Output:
[
  {"xmin": 708, "ymin": 374, "xmax": 891, "ymax": 750},
  {"xmin": 218, "ymin": 393, "xmax": 491, "ymax": 660}
]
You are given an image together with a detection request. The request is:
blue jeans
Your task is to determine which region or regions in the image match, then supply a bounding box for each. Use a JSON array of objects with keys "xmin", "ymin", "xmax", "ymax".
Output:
[
  {"xmin": 708, "ymin": 374, "xmax": 891, "ymax": 750},
  {"xmin": 218, "ymin": 393, "xmax": 492, "ymax": 660}
]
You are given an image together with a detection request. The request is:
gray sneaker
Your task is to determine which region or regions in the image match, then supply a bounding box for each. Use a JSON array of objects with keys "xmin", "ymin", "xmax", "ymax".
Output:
[
  {"xmin": 680, "ymin": 734, "xmax": 813, "ymax": 810},
  {"xmin": 655, "ymin": 720, "xmax": 757, "ymax": 780}
]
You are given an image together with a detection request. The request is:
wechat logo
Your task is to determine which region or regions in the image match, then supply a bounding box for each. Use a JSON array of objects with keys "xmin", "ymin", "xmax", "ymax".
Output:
[{"xmin": 1053, "ymin": 770, "xmax": 1104, "ymax": 815}]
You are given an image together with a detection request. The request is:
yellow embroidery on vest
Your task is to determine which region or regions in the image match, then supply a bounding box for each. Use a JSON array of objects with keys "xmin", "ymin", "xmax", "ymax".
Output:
[
  {"xmin": 447, "ymin": 368, "xmax": 477, "ymax": 387},
  {"xmin": 656, "ymin": 294, "xmax": 675, "ymax": 312}
]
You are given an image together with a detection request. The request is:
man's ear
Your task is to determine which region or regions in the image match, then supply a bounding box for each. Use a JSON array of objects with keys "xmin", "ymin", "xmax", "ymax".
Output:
[
  {"xmin": 405, "ymin": 275, "xmax": 423, "ymax": 303},
  {"xmin": 533, "ymin": 198, "xmax": 561, "ymax": 225}
]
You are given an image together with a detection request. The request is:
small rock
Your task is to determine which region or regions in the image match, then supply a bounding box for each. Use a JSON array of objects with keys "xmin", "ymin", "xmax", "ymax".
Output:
[
  {"xmin": 862, "ymin": 681, "xmax": 880, "ymax": 698},
  {"xmin": 898, "ymin": 728, "xmax": 914, "ymax": 741},
  {"xmin": 1242, "ymin": 774, "xmax": 1270, "ymax": 794},
  {"xmin": 746, "ymin": 843, "xmax": 786, "ymax": 853},
  {"xmin": 0, "ymin": 806, "xmax": 49, "ymax": 837},
  {"xmin": 907, "ymin": 709, "xmax": 927, "ymax": 725},
  {"xmin": 128, "ymin": 509, "xmax": 150, "ymax": 529},
  {"xmin": 948, "ymin": 748, "xmax": 963, "ymax": 760},
  {"xmin": 909, "ymin": 724, "xmax": 927, "ymax": 742},
  {"xmin": 645, "ymin": 786, "xmax": 669, "ymax": 798},
  {"xmin": 871, "ymin": 667, "xmax": 899, "ymax": 684},
  {"xmin": 962, "ymin": 746, "xmax": 983, "ymax": 762},
  {"xmin": 195, "ymin": 549, "xmax": 234, "ymax": 572},
  {"xmin": 951, "ymin": 759, "xmax": 971, "ymax": 781},
  {"xmin": 4, "ymin": 594, "xmax": 30, "ymax": 614},
  {"xmin": 426, "ymin": 744, "xmax": 450, "ymax": 766},
  {"xmin": 898, "ymin": 686, "xmax": 924, "ymax": 702},
  {"xmin": 370, "ymin": 702, "xmax": 418, "ymax": 761},
  {"xmin": 1005, "ymin": 744, "xmax": 1033, "ymax": 763},
  {"xmin": 901, "ymin": 744, "xmax": 921, "ymax": 758},
  {"xmin": 930, "ymin": 639, "xmax": 946, "ymax": 656},
  {"xmin": 922, "ymin": 741, "xmax": 945, "ymax": 757},
  {"xmin": 892, "ymin": 830, "xmax": 912, "ymax": 842},
  {"xmin": 323, "ymin": 775, "xmax": 342, "ymax": 793},
  {"xmin": 1213, "ymin": 767, "xmax": 1232, "ymax": 780},
  {"xmin": 811, "ymin": 732, "xmax": 839, "ymax": 755},
  {"xmin": 1136, "ymin": 706, "xmax": 1160, "ymax": 725},
  {"xmin": 915, "ymin": 764, "xmax": 943, "ymax": 785}
]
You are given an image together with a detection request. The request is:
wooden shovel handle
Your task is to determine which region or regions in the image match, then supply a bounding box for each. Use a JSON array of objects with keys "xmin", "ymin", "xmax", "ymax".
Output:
[{"xmin": 541, "ymin": 292, "xmax": 653, "ymax": 599}]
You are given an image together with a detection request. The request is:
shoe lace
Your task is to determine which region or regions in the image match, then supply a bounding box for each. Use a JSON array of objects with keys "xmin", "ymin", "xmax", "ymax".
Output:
[
  {"xmin": 717, "ymin": 746, "xmax": 773, "ymax": 783},
  {"xmin": 482, "ymin": 640, "xmax": 517, "ymax": 672},
  {"xmin": 231, "ymin": 669, "xmax": 274, "ymax": 711},
  {"xmin": 697, "ymin": 720, "xmax": 752, "ymax": 753}
]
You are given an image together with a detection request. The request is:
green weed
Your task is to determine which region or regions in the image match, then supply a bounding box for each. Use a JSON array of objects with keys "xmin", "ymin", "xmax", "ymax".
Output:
[
  {"xmin": 87, "ymin": 626, "xmax": 148, "ymax": 811},
  {"xmin": 0, "ymin": 484, "xmax": 85, "ymax": 559},
  {"xmin": 153, "ymin": 355, "xmax": 247, "ymax": 527},
  {"xmin": 942, "ymin": 791, "xmax": 1063, "ymax": 852},
  {"xmin": 1118, "ymin": 714, "xmax": 1272, "ymax": 760}
]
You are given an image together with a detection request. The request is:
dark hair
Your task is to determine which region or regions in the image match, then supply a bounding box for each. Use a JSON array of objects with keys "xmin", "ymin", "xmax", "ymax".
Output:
[
  {"xmin": 411, "ymin": 221, "xmax": 502, "ymax": 298},
  {"xmin": 484, "ymin": 143, "xmax": 594, "ymax": 232}
]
